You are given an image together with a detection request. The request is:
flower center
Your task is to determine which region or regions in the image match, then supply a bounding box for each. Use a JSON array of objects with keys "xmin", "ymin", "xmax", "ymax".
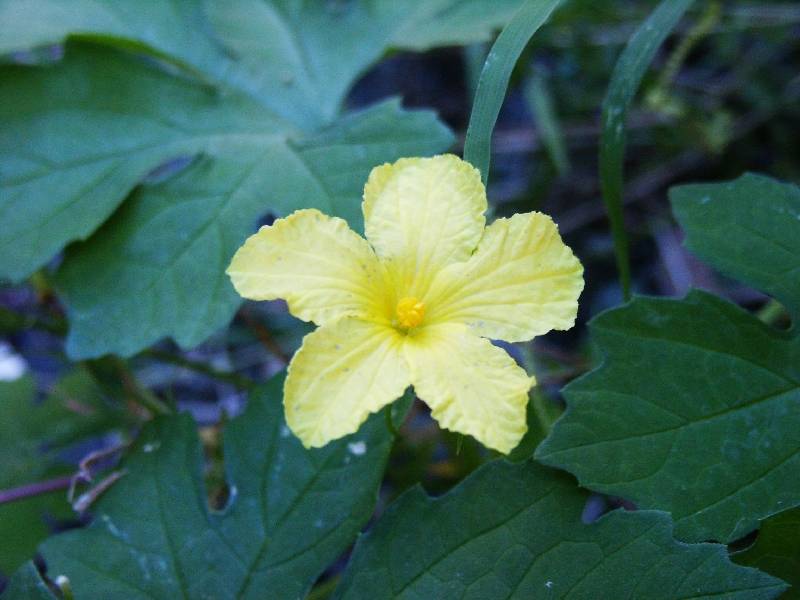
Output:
[{"xmin": 395, "ymin": 296, "xmax": 425, "ymax": 329}]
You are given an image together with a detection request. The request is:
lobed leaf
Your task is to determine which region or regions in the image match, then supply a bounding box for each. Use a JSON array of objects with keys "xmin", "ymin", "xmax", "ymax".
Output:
[
  {"xmin": 538, "ymin": 173, "xmax": 800, "ymax": 544},
  {"xmin": 33, "ymin": 47, "xmax": 449, "ymax": 357},
  {"xmin": 0, "ymin": 0, "xmax": 525, "ymax": 129},
  {"xmin": 13, "ymin": 377, "xmax": 394, "ymax": 599},
  {"xmin": 1, "ymin": 41, "xmax": 451, "ymax": 356},
  {"xmin": 1, "ymin": 0, "xmax": 526, "ymax": 357},
  {"xmin": 537, "ymin": 291, "xmax": 800, "ymax": 543},
  {"xmin": 335, "ymin": 460, "xmax": 785, "ymax": 599},
  {"xmin": 0, "ymin": 43, "xmax": 282, "ymax": 285}
]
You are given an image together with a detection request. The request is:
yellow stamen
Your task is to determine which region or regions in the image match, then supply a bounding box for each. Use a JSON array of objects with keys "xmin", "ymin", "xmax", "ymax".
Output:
[{"xmin": 396, "ymin": 296, "xmax": 425, "ymax": 329}]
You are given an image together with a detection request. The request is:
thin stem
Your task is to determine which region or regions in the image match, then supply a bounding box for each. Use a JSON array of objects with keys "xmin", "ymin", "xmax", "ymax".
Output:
[
  {"xmin": 757, "ymin": 299, "xmax": 787, "ymax": 326},
  {"xmin": 307, "ymin": 576, "xmax": 340, "ymax": 600},
  {"xmin": 0, "ymin": 475, "xmax": 72, "ymax": 505},
  {"xmin": 0, "ymin": 305, "xmax": 67, "ymax": 336},
  {"xmin": 657, "ymin": 1, "xmax": 722, "ymax": 90},
  {"xmin": 143, "ymin": 349, "xmax": 256, "ymax": 390},
  {"xmin": 384, "ymin": 407, "xmax": 398, "ymax": 437},
  {"xmin": 240, "ymin": 309, "xmax": 290, "ymax": 365},
  {"xmin": 109, "ymin": 357, "xmax": 172, "ymax": 416}
]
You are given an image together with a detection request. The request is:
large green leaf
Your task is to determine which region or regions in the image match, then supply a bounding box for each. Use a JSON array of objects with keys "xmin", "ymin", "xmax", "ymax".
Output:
[
  {"xmin": 537, "ymin": 291, "xmax": 800, "ymax": 543},
  {"xmin": 735, "ymin": 508, "xmax": 800, "ymax": 597},
  {"xmin": 0, "ymin": 43, "xmax": 451, "ymax": 356},
  {"xmin": 538, "ymin": 174, "xmax": 800, "ymax": 543},
  {"xmin": 206, "ymin": 0, "xmax": 525, "ymax": 125},
  {"xmin": 0, "ymin": 373, "xmax": 119, "ymax": 574},
  {"xmin": 335, "ymin": 460, "xmax": 785, "ymax": 599},
  {"xmin": 0, "ymin": 0, "xmax": 523, "ymax": 125},
  {"xmin": 0, "ymin": 44, "xmax": 284, "ymax": 285},
  {"xmin": 1, "ymin": 0, "xmax": 526, "ymax": 356},
  {"xmin": 672, "ymin": 173, "xmax": 800, "ymax": 321},
  {"xmin": 17, "ymin": 377, "xmax": 395, "ymax": 599}
]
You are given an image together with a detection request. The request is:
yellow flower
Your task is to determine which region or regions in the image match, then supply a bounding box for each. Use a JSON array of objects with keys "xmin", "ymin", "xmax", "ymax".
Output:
[{"xmin": 227, "ymin": 155, "xmax": 583, "ymax": 453}]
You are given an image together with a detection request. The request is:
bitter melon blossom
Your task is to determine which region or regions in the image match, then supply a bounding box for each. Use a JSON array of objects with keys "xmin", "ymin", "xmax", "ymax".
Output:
[{"xmin": 227, "ymin": 155, "xmax": 583, "ymax": 453}]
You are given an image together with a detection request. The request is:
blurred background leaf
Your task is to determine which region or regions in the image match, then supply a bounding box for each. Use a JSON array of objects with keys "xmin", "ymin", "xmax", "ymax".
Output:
[{"xmin": 0, "ymin": 371, "xmax": 121, "ymax": 574}]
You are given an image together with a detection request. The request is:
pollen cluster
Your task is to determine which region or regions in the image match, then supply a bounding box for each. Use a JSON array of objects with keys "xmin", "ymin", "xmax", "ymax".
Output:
[{"xmin": 395, "ymin": 296, "xmax": 425, "ymax": 329}]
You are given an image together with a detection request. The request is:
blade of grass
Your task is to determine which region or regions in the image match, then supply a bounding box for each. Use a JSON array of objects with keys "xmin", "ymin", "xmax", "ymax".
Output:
[
  {"xmin": 464, "ymin": 0, "xmax": 566, "ymax": 184},
  {"xmin": 524, "ymin": 67, "xmax": 570, "ymax": 176},
  {"xmin": 599, "ymin": 0, "xmax": 695, "ymax": 300}
]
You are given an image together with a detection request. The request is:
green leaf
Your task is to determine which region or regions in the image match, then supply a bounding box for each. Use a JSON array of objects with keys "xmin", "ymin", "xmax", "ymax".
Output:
[
  {"xmin": 599, "ymin": 0, "xmax": 694, "ymax": 299},
  {"xmin": 207, "ymin": 0, "xmax": 526, "ymax": 125},
  {"xmin": 335, "ymin": 460, "xmax": 785, "ymax": 599},
  {"xmin": 538, "ymin": 173, "xmax": 800, "ymax": 543},
  {"xmin": 0, "ymin": 0, "xmax": 228, "ymax": 75},
  {"xmin": 0, "ymin": 43, "xmax": 282, "ymax": 285},
  {"xmin": 25, "ymin": 376, "xmax": 394, "ymax": 599},
  {"xmin": 2, "ymin": 0, "xmax": 525, "ymax": 356},
  {"xmin": 2, "ymin": 562, "xmax": 57, "ymax": 600},
  {"xmin": 671, "ymin": 173, "xmax": 800, "ymax": 322},
  {"xmin": 0, "ymin": 372, "xmax": 119, "ymax": 574},
  {"xmin": 1, "ymin": 0, "xmax": 524, "ymax": 125},
  {"xmin": 390, "ymin": 1, "xmax": 525, "ymax": 51},
  {"xmin": 735, "ymin": 508, "xmax": 800, "ymax": 597},
  {"xmin": 463, "ymin": 0, "xmax": 565, "ymax": 184},
  {"xmin": 537, "ymin": 291, "xmax": 800, "ymax": 543},
  {"xmin": 0, "ymin": 43, "xmax": 451, "ymax": 356}
]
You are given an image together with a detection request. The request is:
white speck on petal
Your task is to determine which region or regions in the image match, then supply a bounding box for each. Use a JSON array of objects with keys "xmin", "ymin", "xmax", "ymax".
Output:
[
  {"xmin": 347, "ymin": 441, "xmax": 367, "ymax": 456},
  {"xmin": 545, "ymin": 581, "xmax": 554, "ymax": 589},
  {"xmin": 143, "ymin": 441, "xmax": 160, "ymax": 453}
]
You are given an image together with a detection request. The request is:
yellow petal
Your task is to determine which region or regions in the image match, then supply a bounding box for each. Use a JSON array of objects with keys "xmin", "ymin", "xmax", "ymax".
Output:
[
  {"xmin": 404, "ymin": 323, "xmax": 532, "ymax": 453},
  {"xmin": 285, "ymin": 318, "xmax": 410, "ymax": 448},
  {"xmin": 426, "ymin": 212, "xmax": 584, "ymax": 342},
  {"xmin": 362, "ymin": 155, "xmax": 486, "ymax": 296},
  {"xmin": 227, "ymin": 209, "xmax": 389, "ymax": 326}
]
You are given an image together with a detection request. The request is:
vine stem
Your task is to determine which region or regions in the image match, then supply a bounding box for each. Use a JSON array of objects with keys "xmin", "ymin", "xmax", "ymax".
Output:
[
  {"xmin": 110, "ymin": 357, "xmax": 172, "ymax": 416},
  {"xmin": 0, "ymin": 475, "xmax": 72, "ymax": 505},
  {"xmin": 143, "ymin": 349, "xmax": 256, "ymax": 390},
  {"xmin": 384, "ymin": 408, "xmax": 398, "ymax": 437}
]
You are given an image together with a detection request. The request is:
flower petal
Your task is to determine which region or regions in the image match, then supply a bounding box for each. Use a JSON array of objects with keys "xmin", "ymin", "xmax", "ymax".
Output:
[
  {"xmin": 426, "ymin": 212, "xmax": 584, "ymax": 342},
  {"xmin": 285, "ymin": 318, "xmax": 410, "ymax": 448},
  {"xmin": 404, "ymin": 323, "xmax": 532, "ymax": 453},
  {"xmin": 227, "ymin": 209, "xmax": 389, "ymax": 326},
  {"xmin": 362, "ymin": 155, "xmax": 486, "ymax": 296}
]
